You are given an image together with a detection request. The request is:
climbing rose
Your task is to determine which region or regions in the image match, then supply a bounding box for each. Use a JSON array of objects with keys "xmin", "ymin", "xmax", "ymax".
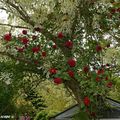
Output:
[
  {"xmin": 110, "ymin": 8, "xmax": 116, "ymax": 14},
  {"xmin": 117, "ymin": 8, "xmax": 120, "ymax": 12},
  {"xmin": 58, "ymin": 32, "xmax": 64, "ymax": 39},
  {"xmin": 53, "ymin": 44, "xmax": 57, "ymax": 49},
  {"xmin": 105, "ymin": 76, "xmax": 108, "ymax": 80},
  {"xmin": 97, "ymin": 69, "xmax": 104, "ymax": 75},
  {"xmin": 54, "ymin": 78, "xmax": 62, "ymax": 85},
  {"xmin": 67, "ymin": 70, "xmax": 74, "ymax": 78},
  {"xmin": 67, "ymin": 59, "xmax": 76, "ymax": 67},
  {"xmin": 106, "ymin": 63, "xmax": 110, "ymax": 66},
  {"xmin": 34, "ymin": 60, "xmax": 39, "ymax": 65},
  {"xmin": 42, "ymin": 51, "xmax": 46, "ymax": 57},
  {"xmin": 83, "ymin": 66, "xmax": 89, "ymax": 73},
  {"xmin": 96, "ymin": 76, "xmax": 100, "ymax": 82},
  {"xmin": 32, "ymin": 46, "xmax": 40, "ymax": 53},
  {"xmin": 49, "ymin": 68, "xmax": 57, "ymax": 74},
  {"xmin": 22, "ymin": 30, "xmax": 27, "ymax": 35},
  {"xmin": 4, "ymin": 33, "xmax": 12, "ymax": 41},
  {"xmin": 96, "ymin": 45, "xmax": 102, "ymax": 52},
  {"xmin": 21, "ymin": 38, "xmax": 29, "ymax": 45},
  {"xmin": 84, "ymin": 97, "xmax": 90, "ymax": 106},
  {"xmin": 65, "ymin": 40, "xmax": 73, "ymax": 49},
  {"xmin": 16, "ymin": 47, "xmax": 24, "ymax": 52},
  {"xmin": 107, "ymin": 82, "xmax": 112, "ymax": 88}
]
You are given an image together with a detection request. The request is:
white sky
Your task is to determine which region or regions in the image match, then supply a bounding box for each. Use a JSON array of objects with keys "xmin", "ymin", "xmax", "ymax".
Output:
[{"xmin": 0, "ymin": 10, "xmax": 8, "ymax": 22}]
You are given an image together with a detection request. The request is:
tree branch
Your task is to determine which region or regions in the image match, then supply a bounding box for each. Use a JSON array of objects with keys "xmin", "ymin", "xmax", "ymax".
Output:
[
  {"xmin": 0, "ymin": 51, "xmax": 31, "ymax": 63},
  {"xmin": 2, "ymin": 1, "xmax": 57, "ymax": 43},
  {"xmin": 0, "ymin": 23, "xmax": 30, "ymax": 29},
  {"xmin": 0, "ymin": 51, "xmax": 48, "ymax": 76}
]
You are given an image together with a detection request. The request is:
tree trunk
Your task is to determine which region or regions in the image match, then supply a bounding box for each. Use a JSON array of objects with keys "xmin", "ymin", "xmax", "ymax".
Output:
[{"xmin": 65, "ymin": 79, "xmax": 82, "ymax": 109}]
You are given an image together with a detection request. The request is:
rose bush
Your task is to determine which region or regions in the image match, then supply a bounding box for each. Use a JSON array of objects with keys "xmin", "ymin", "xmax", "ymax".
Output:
[
  {"xmin": 1, "ymin": 0, "xmax": 120, "ymax": 119},
  {"xmin": 2, "ymin": 27, "xmax": 115, "ymax": 119}
]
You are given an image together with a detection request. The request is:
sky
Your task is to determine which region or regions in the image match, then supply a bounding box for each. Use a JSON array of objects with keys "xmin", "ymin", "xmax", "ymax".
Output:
[{"xmin": 0, "ymin": 10, "xmax": 8, "ymax": 22}]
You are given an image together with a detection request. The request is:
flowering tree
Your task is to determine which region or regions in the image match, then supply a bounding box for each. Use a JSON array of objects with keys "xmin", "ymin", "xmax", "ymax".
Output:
[{"xmin": 0, "ymin": 0, "xmax": 120, "ymax": 119}]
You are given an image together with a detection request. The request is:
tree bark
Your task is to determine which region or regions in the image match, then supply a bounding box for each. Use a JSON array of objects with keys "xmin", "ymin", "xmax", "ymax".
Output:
[{"xmin": 65, "ymin": 79, "xmax": 82, "ymax": 109}]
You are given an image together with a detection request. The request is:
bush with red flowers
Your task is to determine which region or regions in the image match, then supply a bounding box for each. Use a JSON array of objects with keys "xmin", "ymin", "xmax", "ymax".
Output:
[
  {"xmin": 57, "ymin": 32, "xmax": 64, "ymax": 39},
  {"xmin": 32, "ymin": 46, "xmax": 40, "ymax": 53},
  {"xmin": 96, "ymin": 45, "xmax": 102, "ymax": 52},
  {"xmin": 49, "ymin": 68, "xmax": 57, "ymax": 74},
  {"xmin": 2, "ymin": 29, "xmax": 116, "ymax": 119},
  {"xmin": 67, "ymin": 70, "xmax": 74, "ymax": 78},
  {"xmin": 42, "ymin": 51, "xmax": 46, "ymax": 57},
  {"xmin": 64, "ymin": 40, "xmax": 73, "ymax": 49},
  {"xmin": 22, "ymin": 30, "xmax": 27, "ymax": 35},
  {"xmin": 67, "ymin": 59, "xmax": 76, "ymax": 67},
  {"xmin": 21, "ymin": 38, "xmax": 29, "ymax": 45},
  {"xmin": 84, "ymin": 97, "xmax": 91, "ymax": 106},
  {"xmin": 2, "ymin": 1, "xmax": 120, "ymax": 118},
  {"xmin": 54, "ymin": 78, "xmax": 62, "ymax": 85},
  {"xmin": 4, "ymin": 33, "xmax": 12, "ymax": 41}
]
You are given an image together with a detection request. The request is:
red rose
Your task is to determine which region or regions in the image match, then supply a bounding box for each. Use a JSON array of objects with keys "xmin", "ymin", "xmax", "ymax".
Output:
[
  {"xmin": 42, "ymin": 51, "xmax": 46, "ymax": 57},
  {"xmin": 53, "ymin": 44, "xmax": 57, "ymax": 49},
  {"xmin": 34, "ymin": 60, "xmax": 39, "ymax": 65},
  {"xmin": 16, "ymin": 47, "xmax": 24, "ymax": 52},
  {"xmin": 83, "ymin": 66, "xmax": 89, "ymax": 73},
  {"xmin": 4, "ymin": 33, "xmax": 12, "ymax": 41},
  {"xmin": 54, "ymin": 78, "xmax": 62, "ymax": 85},
  {"xmin": 67, "ymin": 59, "xmax": 76, "ymax": 67},
  {"xmin": 49, "ymin": 68, "xmax": 57, "ymax": 74},
  {"xmin": 68, "ymin": 70, "xmax": 74, "ymax": 78},
  {"xmin": 32, "ymin": 46, "xmax": 40, "ymax": 53},
  {"xmin": 65, "ymin": 40, "xmax": 73, "ymax": 49},
  {"xmin": 110, "ymin": 8, "xmax": 116, "ymax": 14},
  {"xmin": 97, "ymin": 69, "xmax": 104, "ymax": 75},
  {"xmin": 106, "ymin": 63, "xmax": 110, "ymax": 66},
  {"xmin": 84, "ymin": 97, "xmax": 90, "ymax": 106},
  {"xmin": 96, "ymin": 76, "xmax": 100, "ymax": 82},
  {"xmin": 117, "ymin": 8, "xmax": 120, "ymax": 12},
  {"xmin": 105, "ymin": 76, "xmax": 108, "ymax": 80},
  {"xmin": 58, "ymin": 32, "xmax": 64, "ymax": 39},
  {"xmin": 107, "ymin": 82, "xmax": 112, "ymax": 88},
  {"xmin": 21, "ymin": 38, "xmax": 29, "ymax": 45},
  {"xmin": 22, "ymin": 30, "xmax": 27, "ymax": 35},
  {"xmin": 96, "ymin": 45, "xmax": 102, "ymax": 52}
]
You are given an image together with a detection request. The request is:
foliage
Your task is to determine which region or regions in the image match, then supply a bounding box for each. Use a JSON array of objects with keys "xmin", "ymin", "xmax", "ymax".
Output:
[
  {"xmin": 109, "ymin": 76, "xmax": 120, "ymax": 102},
  {"xmin": 72, "ymin": 112, "xmax": 89, "ymax": 120},
  {"xmin": 24, "ymin": 87, "xmax": 47, "ymax": 111},
  {"xmin": 34, "ymin": 111, "xmax": 48, "ymax": 120},
  {"xmin": 38, "ymin": 81, "xmax": 75, "ymax": 116},
  {"xmin": 0, "ymin": 81, "xmax": 16, "ymax": 115}
]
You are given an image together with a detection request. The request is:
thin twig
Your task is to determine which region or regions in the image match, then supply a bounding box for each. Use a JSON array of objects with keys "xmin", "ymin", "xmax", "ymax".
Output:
[{"xmin": 0, "ymin": 23, "xmax": 30, "ymax": 29}]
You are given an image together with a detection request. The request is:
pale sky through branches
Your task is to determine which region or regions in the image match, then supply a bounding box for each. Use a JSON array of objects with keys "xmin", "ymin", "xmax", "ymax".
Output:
[{"xmin": 0, "ymin": 10, "xmax": 8, "ymax": 22}]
